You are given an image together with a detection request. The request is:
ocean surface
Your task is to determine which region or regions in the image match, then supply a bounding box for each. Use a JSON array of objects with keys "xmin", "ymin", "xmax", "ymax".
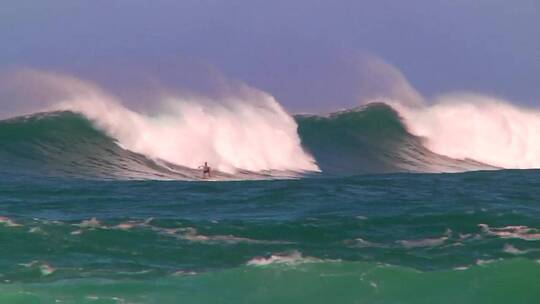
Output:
[{"xmin": 1, "ymin": 103, "xmax": 539, "ymax": 303}]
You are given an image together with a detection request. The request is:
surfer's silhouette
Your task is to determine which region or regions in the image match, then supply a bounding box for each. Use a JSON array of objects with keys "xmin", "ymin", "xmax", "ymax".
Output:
[{"xmin": 199, "ymin": 162, "xmax": 211, "ymax": 179}]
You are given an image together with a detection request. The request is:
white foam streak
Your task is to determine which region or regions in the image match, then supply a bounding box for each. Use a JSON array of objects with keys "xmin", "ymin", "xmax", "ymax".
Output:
[
  {"xmin": 503, "ymin": 244, "xmax": 528, "ymax": 255},
  {"xmin": 479, "ymin": 224, "xmax": 540, "ymax": 241},
  {"xmin": 247, "ymin": 250, "xmax": 322, "ymax": 266},
  {"xmin": 18, "ymin": 261, "xmax": 56, "ymax": 276},
  {"xmin": 397, "ymin": 236, "xmax": 448, "ymax": 248},
  {"xmin": 0, "ymin": 216, "xmax": 22, "ymax": 227},
  {"xmin": 175, "ymin": 227, "xmax": 291, "ymax": 244}
]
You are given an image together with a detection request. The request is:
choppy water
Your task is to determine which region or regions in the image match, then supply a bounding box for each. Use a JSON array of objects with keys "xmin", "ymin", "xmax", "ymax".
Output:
[{"xmin": 1, "ymin": 170, "xmax": 539, "ymax": 303}]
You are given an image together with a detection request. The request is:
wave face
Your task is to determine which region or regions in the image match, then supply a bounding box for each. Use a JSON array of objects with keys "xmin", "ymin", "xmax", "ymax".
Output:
[{"xmin": 0, "ymin": 103, "xmax": 494, "ymax": 180}]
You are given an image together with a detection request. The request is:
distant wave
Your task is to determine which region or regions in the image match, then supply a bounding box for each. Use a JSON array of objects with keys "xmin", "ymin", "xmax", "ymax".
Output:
[
  {"xmin": 297, "ymin": 103, "xmax": 492, "ymax": 175},
  {"xmin": 391, "ymin": 94, "xmax": 540, "ymax": 169}
]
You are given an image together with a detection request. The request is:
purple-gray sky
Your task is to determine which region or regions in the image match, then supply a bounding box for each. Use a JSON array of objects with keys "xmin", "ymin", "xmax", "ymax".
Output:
[{"xmin": 1, "ymin": 0, "xmax": 539, "ymax": 113}]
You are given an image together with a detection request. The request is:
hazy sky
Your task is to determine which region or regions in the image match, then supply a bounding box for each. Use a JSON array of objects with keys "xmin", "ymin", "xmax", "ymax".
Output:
[{"xmin": 1, "ymin": 0, "xmax": 539, "ymax": 113}]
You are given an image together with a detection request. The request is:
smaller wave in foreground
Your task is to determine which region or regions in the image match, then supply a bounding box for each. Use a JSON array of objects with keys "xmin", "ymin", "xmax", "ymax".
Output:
[{"xmin": 0, "ymin": 259, "xmax": 538, "ymax": 304}]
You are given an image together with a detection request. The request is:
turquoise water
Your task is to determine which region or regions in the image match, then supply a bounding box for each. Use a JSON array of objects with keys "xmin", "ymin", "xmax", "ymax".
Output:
[
  {"xmin": 1, "ymin": 107, "xmax": 539, "ymax": 303},
  {"xmin": 2, "ymin": 172, "xmax": 540, "ymax": 303}
]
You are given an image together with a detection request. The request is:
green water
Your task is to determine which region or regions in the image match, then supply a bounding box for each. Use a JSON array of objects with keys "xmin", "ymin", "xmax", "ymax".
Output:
[
  {"xmin": 1, "ymin": 171, "xmax": 540, "ymax": 303},
  {"xmin": 1, "ymin": 108, "xmax": 539, "ymax": 303}
]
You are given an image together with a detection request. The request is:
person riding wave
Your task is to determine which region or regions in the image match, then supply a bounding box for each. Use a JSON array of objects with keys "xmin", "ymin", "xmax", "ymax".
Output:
[{"xmin": 199, "ymin": 162, "xmax": 211, "ymax": 178}]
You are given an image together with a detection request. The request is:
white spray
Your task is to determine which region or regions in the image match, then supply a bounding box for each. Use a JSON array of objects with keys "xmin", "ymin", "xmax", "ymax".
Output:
[
  {"xmin": 392, "ymin": 95, "xmax": 540, "ymax": 169},
  {"xmin": 12, "ymin": 70, "xmax": 320, "ymax": 174}
]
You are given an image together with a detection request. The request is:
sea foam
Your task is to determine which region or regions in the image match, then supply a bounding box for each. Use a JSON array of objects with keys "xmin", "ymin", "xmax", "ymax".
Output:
[{"xmin": 392, "ymin": 95, "xmax": 540, "ymax": 169}]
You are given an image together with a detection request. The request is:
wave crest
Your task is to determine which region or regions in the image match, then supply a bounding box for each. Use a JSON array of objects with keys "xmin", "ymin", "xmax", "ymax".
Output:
[{"xmin": 393, "ymin": 94, "xmax": 540, "ymax": 169}]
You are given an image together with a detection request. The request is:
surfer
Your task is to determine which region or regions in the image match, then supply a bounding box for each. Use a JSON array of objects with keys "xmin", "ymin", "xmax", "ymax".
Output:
[{"xmin": 199, "ymin": 162, "xmax": 211, "ymax": 179}]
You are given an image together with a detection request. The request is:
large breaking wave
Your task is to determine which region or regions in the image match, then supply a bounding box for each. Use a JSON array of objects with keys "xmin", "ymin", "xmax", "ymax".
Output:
[
  {"xmin": 0, "ymin": 71, "xmax": 320, "ymax": 180},
  {"xmin": 2, "ymin": 69, "xmax": 540, "ymax": 180}
]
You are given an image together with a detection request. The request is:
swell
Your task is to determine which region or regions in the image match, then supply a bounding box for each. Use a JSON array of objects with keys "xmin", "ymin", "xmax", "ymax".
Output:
[
  {"xmin": 1, "ymin": 259, "xmax": 538, "ymax": 304},
  {"xmin": 0, "ymin": 103, "xmax": 495, "ymax": 180},
  {"xmin": 0, "ymin": 112, "xmax": 242, "ymax": 180},
  {"xmin": 296, "ymin": 103, "xmax": 493, "ymax": 175}
]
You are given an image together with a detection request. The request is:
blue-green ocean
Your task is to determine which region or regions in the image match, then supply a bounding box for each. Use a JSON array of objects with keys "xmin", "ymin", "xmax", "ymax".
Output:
[{"xmin": 1, "ymin": 104, "xmax": 539, "ymax": 303}]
